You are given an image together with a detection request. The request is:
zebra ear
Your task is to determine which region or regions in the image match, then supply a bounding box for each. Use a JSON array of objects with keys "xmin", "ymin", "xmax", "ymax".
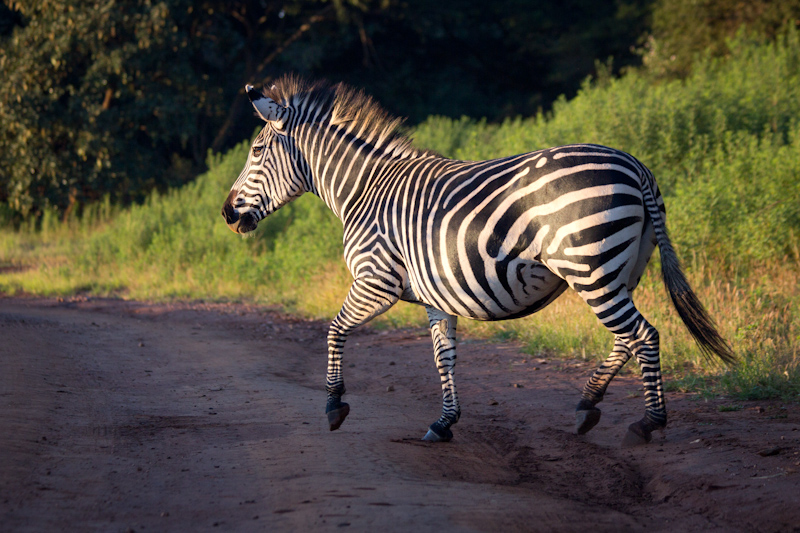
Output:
[{"xmin": 245, "ymin": 84, "xmax": 287, "ymax": 128}]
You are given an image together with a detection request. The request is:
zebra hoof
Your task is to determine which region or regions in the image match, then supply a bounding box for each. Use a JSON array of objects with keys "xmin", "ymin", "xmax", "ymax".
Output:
[
  {"xmin": 575, "ymin": 408, "xmax": 602, "ymax": 435},
  {"xmin": 422, "ymin": 426, "xmax": 453, "ymax": 443},
  {"xmin": 621, "ymin": 420, "xmax": 652, "ymax": 447},
  {"xmin": 327, "ymin": 403, "xmax": 350, "ymax": 431}
]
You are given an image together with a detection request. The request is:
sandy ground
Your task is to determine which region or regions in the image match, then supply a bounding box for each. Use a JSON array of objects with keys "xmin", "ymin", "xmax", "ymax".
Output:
[{"xmin": 1, "ymin": 296, "xmax": 799, "ymax": 532}]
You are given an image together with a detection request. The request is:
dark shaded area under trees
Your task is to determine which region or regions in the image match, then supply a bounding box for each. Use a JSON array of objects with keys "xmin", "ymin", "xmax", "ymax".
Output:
[{"xmin": 0, "ymin": 0, "xmax": 798, "ymax": 221}]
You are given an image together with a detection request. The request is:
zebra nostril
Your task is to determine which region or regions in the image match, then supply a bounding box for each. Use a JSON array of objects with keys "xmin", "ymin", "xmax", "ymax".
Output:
[
  {"xmin": 222, "ymin": 190, "xmax": 240, "ymax": 224},
  {"xmin": 222, "ymin": 203, "xmax": 239, "ymax": 224}
]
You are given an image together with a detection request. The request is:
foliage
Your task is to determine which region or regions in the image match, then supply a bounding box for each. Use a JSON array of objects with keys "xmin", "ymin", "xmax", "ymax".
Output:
[
  {"xmin": 339, "ymin": 0, "xmax": 652, "ymax": 122},
  {"xmin": 0, "ymin": 0, "xmax": 652, "ymax": 220},
  {"xmin": 0, "ymin": 0, "xmax": 350, "ymax": 217},
  {"xmin": 0, "ymin": 0, "xmax": 240, "ymax": 216},
  {"xmin": 644, "ymin": 0, "xmax": 800, "ymax": 78}
]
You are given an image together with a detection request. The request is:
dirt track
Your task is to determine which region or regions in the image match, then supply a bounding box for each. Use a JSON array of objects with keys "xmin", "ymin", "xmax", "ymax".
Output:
[{"xmin": 1, "ymin": 297, "xmax": 799, "ymax": 532}]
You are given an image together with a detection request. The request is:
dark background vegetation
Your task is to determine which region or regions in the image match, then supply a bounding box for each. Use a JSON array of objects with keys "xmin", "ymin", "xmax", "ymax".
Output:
[{"xmin": 0, "ymin": 0, "xmax": 799, "ymax": 219}]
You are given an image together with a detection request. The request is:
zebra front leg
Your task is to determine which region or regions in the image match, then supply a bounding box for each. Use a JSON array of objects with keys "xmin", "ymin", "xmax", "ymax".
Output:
[
  {"xmin": 422, "ymin": 307, "xmax": 460, "ymax": 442},
  {"xmin": 621, "ymin": 318, "xmax": 667, "ymax": 447},
  {"xmin": 326, "ymin": 278, "xmax": 399, "ymax": 431},
  {"xmin": 575, "ymin": 337, "xmax": 632, "ymax": 434}
]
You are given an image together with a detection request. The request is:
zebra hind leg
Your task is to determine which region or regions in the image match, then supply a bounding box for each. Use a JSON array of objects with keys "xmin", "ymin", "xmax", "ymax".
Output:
[
  {"xmin": 576, "ymin": 284, "xmax": 666, "ymax": 446},
  {"xmin": 575, "ymin": 337, "xmax": 632, "ymax": 434},
  {"xmin": 620, "ymin": 317, "xmax": 666, "ymax": 447},
  {"xmin": 422, "ymin": 307, "xmax": 460, "ymax": 442}
]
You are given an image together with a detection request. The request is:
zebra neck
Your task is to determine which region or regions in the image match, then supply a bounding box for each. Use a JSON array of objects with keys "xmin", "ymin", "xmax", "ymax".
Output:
[{"xmin": 300, "ymin": 124, "xmax": 425, "ymax": 223}]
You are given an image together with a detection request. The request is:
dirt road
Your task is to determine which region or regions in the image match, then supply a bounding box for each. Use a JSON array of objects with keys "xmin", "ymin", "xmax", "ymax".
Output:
[{"xmin": 1, "ymin": 297, "xmax": 798, "ymax": 532}]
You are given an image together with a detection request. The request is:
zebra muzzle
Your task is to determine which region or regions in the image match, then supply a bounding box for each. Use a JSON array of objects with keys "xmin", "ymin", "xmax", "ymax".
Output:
[
  {"xmin": 224, "ymin": 211, "xmax": 258, "ymax": 234},
  {"xmin": 221, "ymin": 191, "xmax": 258, "ymax": 234}
]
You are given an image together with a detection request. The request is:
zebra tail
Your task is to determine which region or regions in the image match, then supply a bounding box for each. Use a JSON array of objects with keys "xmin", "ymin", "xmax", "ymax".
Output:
[{"xmin": 640, "ymin": 171, "xmax": 736, "ymax": 366}]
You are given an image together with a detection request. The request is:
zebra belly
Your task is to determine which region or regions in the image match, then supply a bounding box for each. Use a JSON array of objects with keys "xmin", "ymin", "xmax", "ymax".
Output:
[
  {"xmin": 405, "ymin": 260, "xmax": 567, "ymax": 321},
  {"xmin": 498, "ymin": 261, "xmax": 568, "ymax": 319}
]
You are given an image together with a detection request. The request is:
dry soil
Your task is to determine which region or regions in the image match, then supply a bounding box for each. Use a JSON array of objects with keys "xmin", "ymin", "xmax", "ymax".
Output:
[{"xmin": 1, "ymin": 297, "xmax": 798, "ymax": 532}]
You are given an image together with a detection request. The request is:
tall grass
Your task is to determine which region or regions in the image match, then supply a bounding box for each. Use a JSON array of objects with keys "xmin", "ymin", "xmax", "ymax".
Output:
[{"xmin": 1, "ymin": 31, "xmax": 798, "ymax": 399}]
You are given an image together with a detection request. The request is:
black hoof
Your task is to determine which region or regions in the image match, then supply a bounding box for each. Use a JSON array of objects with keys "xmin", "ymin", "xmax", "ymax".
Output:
[
  {"xmin": 327, "ymin": 403, "xmax": 350, "ymax": 431},
  {"xmin": 575, "ymin": 408, "xmax": 602, "ymax": 435},
  {"xmin": 422, "ymin": 429, "xmax": 453, "ymax": 442},
  {"xmin": 422, "ymin": 420, "xmax": 454, "ymax": 442},
  {"xmin": 621, "ymin": 420, "xmax": 652, "ymax": 447}
]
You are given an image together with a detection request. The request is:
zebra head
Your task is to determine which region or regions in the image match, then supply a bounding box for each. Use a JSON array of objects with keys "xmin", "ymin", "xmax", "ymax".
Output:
[{"xmin": 221, "ymin": 85, "xmax": 304, "ymax": 234}]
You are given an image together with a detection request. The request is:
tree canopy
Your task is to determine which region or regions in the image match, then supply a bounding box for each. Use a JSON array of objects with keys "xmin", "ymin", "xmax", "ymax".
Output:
[{"xmin": 644, "ymin": 0, "xmax": 800, "ymax": 77}]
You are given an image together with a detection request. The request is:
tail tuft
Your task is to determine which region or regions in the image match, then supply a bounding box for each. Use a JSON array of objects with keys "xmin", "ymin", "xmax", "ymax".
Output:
[{"xmin": 659, "ymin": 241, "xmax": 736, "ymax": 365}]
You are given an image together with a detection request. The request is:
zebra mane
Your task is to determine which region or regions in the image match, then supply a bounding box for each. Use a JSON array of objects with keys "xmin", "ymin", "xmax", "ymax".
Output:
[{"xmin": 262, "ymin": 74, "xmax": 428, "ymax": 159}]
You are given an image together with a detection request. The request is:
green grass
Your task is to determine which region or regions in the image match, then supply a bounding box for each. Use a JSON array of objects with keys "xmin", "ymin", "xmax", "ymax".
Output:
[{"xmin": 1, "ymin": 30, "xmax": 799, "ymax": 401}]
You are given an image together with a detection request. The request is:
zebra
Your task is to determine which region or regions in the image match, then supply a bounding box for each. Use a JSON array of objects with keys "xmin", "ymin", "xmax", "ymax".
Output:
[{"xmin": 221, "ymin": 75, "xmax": 734, "ymax": 446}]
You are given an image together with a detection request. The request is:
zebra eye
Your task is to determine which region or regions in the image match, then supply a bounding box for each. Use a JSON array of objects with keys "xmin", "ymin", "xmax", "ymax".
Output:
[{"xmin": 252, "ymin": 146, "xmax": 264, "ymax": 157}]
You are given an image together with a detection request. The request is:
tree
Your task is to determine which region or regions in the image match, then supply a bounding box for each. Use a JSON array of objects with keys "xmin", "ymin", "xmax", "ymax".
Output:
[
  {"xmin": 0, "ymin": 0, "xmax": 652, "ymax": 220},
  {"xmin": 644, "ymin": 0, "xmax": 800, "ymax": 77},
  {"xmin": 316, "ymin": 0, "xmax": 652, "ymax": 122},
  {"xmin": 0, "ymin": 0, "xmax": 351, "ymax": 217}
]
